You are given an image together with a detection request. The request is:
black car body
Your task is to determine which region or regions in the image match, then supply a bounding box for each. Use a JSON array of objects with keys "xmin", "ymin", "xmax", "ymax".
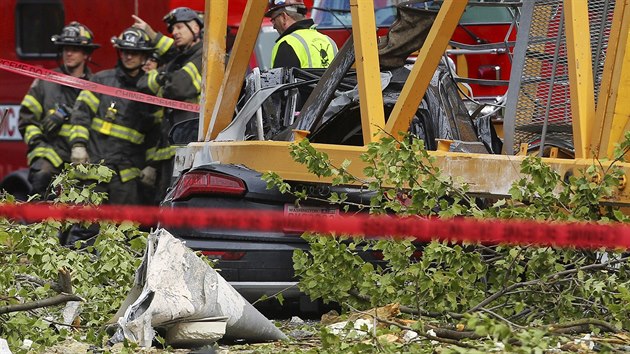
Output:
[
  {"xmin": 161, "ymin": 61, "xmax": 501, "ymax": 305},
  {"xmin": 161, "ymin": 2, "xmax": 503, "ymax": 307},
  {"xmin": 161, "ymin": 163, "xmax": 383, "ymax": 303}
]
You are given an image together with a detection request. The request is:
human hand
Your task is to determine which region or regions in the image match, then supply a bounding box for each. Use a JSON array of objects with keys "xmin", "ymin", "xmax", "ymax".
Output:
[
  {"xmin": 132, "ymin": 15, "xmax": 156, "ymax": 40},
  {"xmin": 140, "ymin": 166, "xmax": 157, "ymax": 186},
  {"xmin": 71, "ymin": 144, "xmax": 89, "ymax": 164}
]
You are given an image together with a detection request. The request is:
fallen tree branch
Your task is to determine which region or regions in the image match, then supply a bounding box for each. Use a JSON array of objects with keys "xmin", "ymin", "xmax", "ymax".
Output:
[
  {"xmin": 468, "ymin": 256, "xmax": 630, "ymax": 313},
  {"xmin": 348, "ymin": 289, "xmax": 464, "ymax": 319},
  {"xmin": 345, "ymin": 305, "xmax": 477, "ymax": 348},
  {"xmin": 480, "ymin": 307, "xmax": 526, "ymax": 330},
  {"xmin": 0, "ymin": 293, "xmax": 83, "ymax": 315},
  {"xmin": 0, "ymin": 268, "xmax": 84, "ymax": 315},
  {"xmin": 547, "ymin": 318, "xmax": 620, "ymax": 334},
  {"xmin": 15, "ymin": 274, "xmax": 63, "ymax": 293}
]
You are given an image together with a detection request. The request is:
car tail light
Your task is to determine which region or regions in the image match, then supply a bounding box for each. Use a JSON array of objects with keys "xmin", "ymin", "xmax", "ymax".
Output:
[
  {"xmin": 171, "ymin": 171, "xmax": 246, "ymax": 201},
  {"xmin": 201, "ymin": 251, "xmax": 246, "ymax": 261}
]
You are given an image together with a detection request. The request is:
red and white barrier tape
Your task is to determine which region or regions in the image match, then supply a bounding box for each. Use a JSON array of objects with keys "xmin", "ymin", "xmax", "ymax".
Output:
[
  {"xmin": 0, "ymin": 58, "xmax": 199, "ymax": 113},
  {"xmin": 0, "ymin": 203, "xmax": 628, "ymax": 250}
]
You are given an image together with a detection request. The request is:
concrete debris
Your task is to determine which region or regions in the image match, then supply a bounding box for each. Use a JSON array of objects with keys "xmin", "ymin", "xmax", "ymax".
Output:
[
  {"xmin": 403, "ymin": 330, "xmax": 419, "ymax": 343},
  {"xmin": 165, "ymin": 317, "xmax": 228, "ymax": 348},
  {"xmin": 0, "ymin": 338, "xmax": 12, "ymax": 354},
  {"xmin": 289, "ymin": 316, "xmax": 304, "ymax": 325},
  {"xmin": 62, "ymin": 301, "xmax": 82, "ymax": 326},
  {"xmin": 19, "ymin": 339, "xmax": 32, "ymax": 350},
  {"xmin": 109, "ymin": 228, "xmax": 287, "ymax": 348},
  {"xmin": 327, "ymin": 318, "xmax": 373, "ymax": 338}
]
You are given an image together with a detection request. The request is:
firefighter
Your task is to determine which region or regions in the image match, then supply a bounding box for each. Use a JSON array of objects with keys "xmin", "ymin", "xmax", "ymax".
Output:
[
  {"xmin": 266, "ymin": 0, "xmax": 338, "ymax": 68},
  {"xmin": 69, "ymin": 27, "xmax": 159, "ymax": 205},
  {"xmin": 132, "ymin": 7, "xmax": 203, "ymax": 202},
  {"xmin": 142, "ymin": 51, "xmax": 161, "ymax": 73},
  {"xmin": 18, "ymin": 22, "xmax": 100, "ymax": 198}
]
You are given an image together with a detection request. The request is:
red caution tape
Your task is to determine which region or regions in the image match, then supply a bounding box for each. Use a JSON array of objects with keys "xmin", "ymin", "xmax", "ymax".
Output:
[
  {"xmin": 1, "ymin": 203, "xmax": 629, "ymax": 250},
  {"xmin": 0, "ymin": 58, "xmax": 200, "ymax": 113}
]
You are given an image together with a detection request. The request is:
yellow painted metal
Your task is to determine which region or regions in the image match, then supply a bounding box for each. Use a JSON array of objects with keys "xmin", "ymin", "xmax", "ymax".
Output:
[
  {"xmin": 591, "ymin": 0, "xmax": 628, "ymax": 157},
  {"xmin": 183, "ymin": 141, "xmax": 630, "ymax": 204},
  {"xmin": 384, "ymin": 0, "xmax": 468, "ymax": 137},
  {"xmin": 198, "ymin": 0, "xmax": 227, "ymax": 141},
  {"xmin": 592, "ymin": 0, "xmax": 630, "ymax": 158},
  {"xmin": 607, "ymin": 1, "xmax": 630, "ymax": 157},
  {"xmin": 204, "ymin": 0, "xmax": 266, "ymax": 141},
  {"xmin": 455, "ymin": 51, "xmax": 472, "ymax": 96},
  {"xmin": 182, "ymin": 0, "xmax": 630, "ymax": 207},
  {"xmin": 610, "ymin": 44, "xmax": 630, "ymax": 155},
  {"xmin": 349, "ymin": 0, "xmax": 385, "ymax": 144},
  {"xmin": 563, "ymin": 0, "xmax": 596, "ymax": 159}
]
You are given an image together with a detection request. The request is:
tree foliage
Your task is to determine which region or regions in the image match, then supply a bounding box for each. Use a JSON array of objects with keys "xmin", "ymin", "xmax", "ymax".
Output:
[
  {"xmin": 263, "ymin": 133, "xmax": 630, "ymax": 352},
  {"xmin": 0, "ymin": 164, "xmax": 147, "ymax": 353}
]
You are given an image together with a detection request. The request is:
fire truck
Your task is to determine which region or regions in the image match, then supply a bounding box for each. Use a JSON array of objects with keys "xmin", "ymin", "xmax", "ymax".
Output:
[
  {"xmin": 0, "ymin": 0, "xmax": 512, "ymax": 199},
  {"xmin": 0, "ymin": 0, "xmax": 313, "ymax": 193},
  {"xmin": 0, "ymin": 0, "xmax": 172, "ymax": 190}
]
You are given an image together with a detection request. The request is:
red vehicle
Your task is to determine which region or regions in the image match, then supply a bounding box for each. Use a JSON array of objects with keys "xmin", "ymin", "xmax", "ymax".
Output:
[
  {"xmin": 0, "ymin": 0, "xmax": 514, "ymax": 198},
  {"xmin": 0, "ymin": 0, "xmax": 295, "ymax": 191},
  {"xmin": 0, "ymin": 0, "xmax": 173, "ymax": 194}
]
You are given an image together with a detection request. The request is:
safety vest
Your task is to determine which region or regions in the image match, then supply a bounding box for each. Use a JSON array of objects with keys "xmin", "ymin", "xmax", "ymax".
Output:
[{"xmin": 271, "ymin": 27, "xmax": 338, "ymax": 68}]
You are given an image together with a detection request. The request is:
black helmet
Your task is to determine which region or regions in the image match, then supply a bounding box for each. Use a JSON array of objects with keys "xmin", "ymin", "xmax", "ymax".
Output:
[
  {"xmin": 111, "ymin": 28, "xmax": 154, "ymax": 52},
  {"xmin": 51, "ymin": 21, "xmax": 100, "ymax": 50},
  {"xmin": 265, "ymin": 0, "xmax": 307, "ymax": 17},
  {"xmin": 163, "ymin": 7, "xmax": 204, "ymax": 33}
]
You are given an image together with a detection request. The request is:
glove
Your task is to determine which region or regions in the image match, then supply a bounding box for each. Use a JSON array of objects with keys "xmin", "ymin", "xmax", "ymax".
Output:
[
  {"xmin": 42, "ymin": 104, "xmax": 70, "ymax": 135},
  {"xmin": 156, "ymin": 71, "xmax": 167, "ymax": 86},
  {"xmin": 71, "ymin": 144, "xmax": 89, "ymax": 164},
  {"xmin": 140, "ymin": 166, "xmax": 157, "ymax": 186}
]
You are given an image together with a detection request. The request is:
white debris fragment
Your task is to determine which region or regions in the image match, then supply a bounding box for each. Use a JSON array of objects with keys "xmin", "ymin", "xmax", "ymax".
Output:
[
  {"xmin": 402, "ymin": 330, "xmax": 419, "ymax": 342},
  {"xmin": 0, "ymin": 338, "xmax": 12, "ymax": 354},
  {"xmin": 327, "ymin": 318, "xmax": 373, "ymax": 338},
  {"xmin": 20, "ymin": 339, "xmax": 32, "ymax": 350}
]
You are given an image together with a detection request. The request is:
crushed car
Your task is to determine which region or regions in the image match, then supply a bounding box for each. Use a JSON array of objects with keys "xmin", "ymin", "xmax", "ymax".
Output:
[{"xmin": 161, "ymin": 1, "xmax": 504, "ymax": 309}]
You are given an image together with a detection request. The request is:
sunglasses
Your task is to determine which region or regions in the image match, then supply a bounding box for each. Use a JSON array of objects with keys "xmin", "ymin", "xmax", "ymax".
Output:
[{"xmin": 270, "ymin": 11, "xmax": 285, "ymax": 22}]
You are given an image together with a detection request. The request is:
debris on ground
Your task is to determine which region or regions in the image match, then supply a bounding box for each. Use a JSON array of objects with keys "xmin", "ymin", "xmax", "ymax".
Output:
[{"xmin": 108, "ymin": 228, "xmax": 287, "ymax": 349}]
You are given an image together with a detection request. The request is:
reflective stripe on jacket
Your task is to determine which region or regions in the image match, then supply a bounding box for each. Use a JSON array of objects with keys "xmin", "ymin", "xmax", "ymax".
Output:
[
  {"xmin": 70, "ymin": 65, "xmax": 160, "ymax": 179},
  {"xmin": 271, "ymin": 26, "xmax": 338, "ymax": 68},
  {"xmin": 18, "ymin": 67, "xmax": 91, "ymax": 166}
]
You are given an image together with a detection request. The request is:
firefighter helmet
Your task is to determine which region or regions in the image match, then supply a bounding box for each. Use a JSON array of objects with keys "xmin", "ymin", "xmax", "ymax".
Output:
[
  {"xmin": 111, "ymin": 28, "xmax": 154, "ymax": 52},
  {"xmin": 163, "ymin": 7, "xmax": 204, "ymax": 33},
  {"xmin": 51, "ymin": 22, "xmax": 100, "ymax": 50},
  {"xmin": 265, "ymin": 0, "xmax": 307, "ymax": 17}
]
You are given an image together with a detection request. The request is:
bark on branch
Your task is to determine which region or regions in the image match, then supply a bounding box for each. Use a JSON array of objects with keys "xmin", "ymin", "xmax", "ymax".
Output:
[
  {"xmin": 468, "ymin": 256, "xmax": 630, "ymax": 313},
  {"xmin": 0, "ymin": 268, "xmax": 84, "ymax": 315},
  {"xmin": 547, "ymin": 318, "xmax": 620, "ymax": 334}
]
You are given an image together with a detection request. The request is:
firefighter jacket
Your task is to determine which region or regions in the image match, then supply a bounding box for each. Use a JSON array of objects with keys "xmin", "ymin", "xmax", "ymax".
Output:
[
  {"xmin": 271, "ymin": 19, "xmax": 338, "ymax": 69},
  {"xmin": 18, "ymin": 67, "xmax": 91, "ymax": 168},
  {"xmin": 139, "ymin": 33, "xmax": 202, "ymax": 166},
  {"xmin": 140, "ymin": 33, "xmax": 202, "ymax": 126},
  {"xmin": 69, "ymin": 64, "xmax": 159, "ymax": 182}
]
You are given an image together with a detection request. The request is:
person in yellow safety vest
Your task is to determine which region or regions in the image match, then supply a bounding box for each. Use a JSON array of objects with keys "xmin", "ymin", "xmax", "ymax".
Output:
[
  {"xmin": 69, "ymin": 27, "xmax": 160, "ymax": 205},
  {"xmin": 266, "ymin": 0, "xmax": 338, "ymax": 68},
  {"xmin": 133, "ymin": 7, "xmax": 203, "ymax": 203},
  {"xmin": 18, "ymin": 22, "xmax": 100, "ymax": 199}
]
